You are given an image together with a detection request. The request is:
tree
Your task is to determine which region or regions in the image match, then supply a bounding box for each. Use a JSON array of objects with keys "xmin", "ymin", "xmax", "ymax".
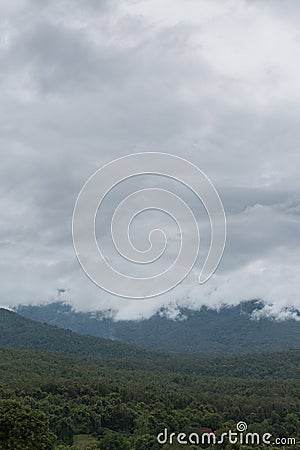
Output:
[
  {"xmin": 0, "ymin": 400, "xmax": 56, "ymax": 450},
  {"xmin": 98, "ymin": 431, "xmax": 131, "ymax": 450},
  {"xmin": 134, "ymin": 434, "xmax": 160, "ymax": 450}
]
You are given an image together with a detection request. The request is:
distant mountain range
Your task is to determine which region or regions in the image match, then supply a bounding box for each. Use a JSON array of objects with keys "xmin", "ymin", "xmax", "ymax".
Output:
[
  {"xmin": 14, "ymin": 300, "xmax": 300, "ymax": 355},
  {"xmin": 1, "ymin": 308, "xmax": 300, "ymax": 380}
]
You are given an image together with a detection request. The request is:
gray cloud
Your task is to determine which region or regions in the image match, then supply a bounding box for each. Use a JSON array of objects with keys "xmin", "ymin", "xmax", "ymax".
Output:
[{"xmin": 0, "ymin": 0, "xmax": 299, "ymax": 319}]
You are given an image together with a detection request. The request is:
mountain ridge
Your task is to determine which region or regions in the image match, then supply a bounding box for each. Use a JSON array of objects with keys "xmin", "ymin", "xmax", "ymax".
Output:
[
  {"xmin": 14, "ymin": 300, "xmax": 300, "ymax": 355},
  {"xmin": 1, "ymin": 308, "xmax": 300, "ymax": 380},
  {"xmin": 0, "ymin": 308, "xmax": 159, "ymax": 360}
]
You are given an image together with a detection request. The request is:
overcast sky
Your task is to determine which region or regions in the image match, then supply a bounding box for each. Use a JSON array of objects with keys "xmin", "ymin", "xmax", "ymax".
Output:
[{"xmin": 1, "ymin": 0, "xmax": 300, "ymax": 320}]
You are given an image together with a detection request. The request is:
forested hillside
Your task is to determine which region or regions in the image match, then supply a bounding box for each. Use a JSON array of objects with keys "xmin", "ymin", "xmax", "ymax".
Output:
[
  {"xmin": 0, "ymin": 311, "xmax": 299, "ymax": 449},
  {"xmin": 0, "ymin": 347, "xmax": 299, "ymax": 449},
  {"xmin": 0, "ymin": 308, "xmax": 156, "ymax": 360},
  {"xmin": 1, "ymin": 308, "xmax": 300, "ymax": 378}
]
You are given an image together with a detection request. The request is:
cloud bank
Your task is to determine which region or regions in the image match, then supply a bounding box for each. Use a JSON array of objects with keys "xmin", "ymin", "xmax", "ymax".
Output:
[{"xmin": 0, "ymin": 0, "xmax": 299, "ymax": 319}]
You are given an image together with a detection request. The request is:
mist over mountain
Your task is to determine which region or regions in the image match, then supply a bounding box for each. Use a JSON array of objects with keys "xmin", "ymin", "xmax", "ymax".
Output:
[{"xmin": 14, "ymin": 300, "xmax": 300, "ymax": 355}]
